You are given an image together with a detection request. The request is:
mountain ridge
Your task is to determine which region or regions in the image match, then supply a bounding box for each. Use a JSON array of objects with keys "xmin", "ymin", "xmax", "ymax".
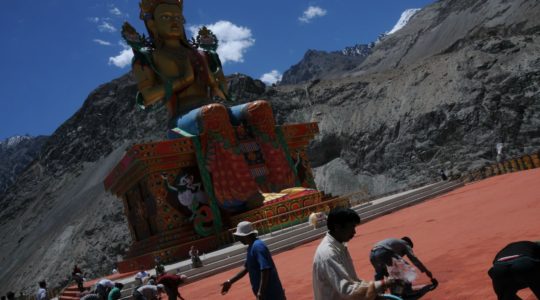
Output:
[{"xmin": 279, "ymin": 44, "xmax": 372, "ymax": 85}]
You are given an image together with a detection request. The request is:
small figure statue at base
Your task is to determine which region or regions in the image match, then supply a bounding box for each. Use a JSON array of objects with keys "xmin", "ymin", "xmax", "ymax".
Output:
[
  {"xmin": 154, "ymin": 257, "xmax": 165, "ymax": 277},
  {"xmin": 189, "ymin": 245, "xmax": 203, "ymax": 268},
  {"xmin": 309, "ymin": 212, "xmax": 327, "ymax": 229},
  {"xmin": 439, "ymin": 169, "xmax": 448, "ymax": 181}
]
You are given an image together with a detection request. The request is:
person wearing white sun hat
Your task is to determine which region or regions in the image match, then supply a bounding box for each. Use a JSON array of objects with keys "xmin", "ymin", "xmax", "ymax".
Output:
[{"xmin": 221, "ymin": 221, "xmax": 286, "ymax": 300}]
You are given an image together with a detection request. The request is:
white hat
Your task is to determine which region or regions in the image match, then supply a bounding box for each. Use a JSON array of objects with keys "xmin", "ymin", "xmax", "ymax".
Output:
[{"xmin": 233, "ymin": 221, "xmax": 258, "ymax": 237}]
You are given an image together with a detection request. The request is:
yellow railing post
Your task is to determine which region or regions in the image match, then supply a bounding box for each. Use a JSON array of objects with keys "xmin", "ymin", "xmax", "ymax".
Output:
[
  {"xmin": 531, "ymin": 153, "xmax": 540, "ymax": 168},
  {"xmin": 523, "ymin": 155, "xmax": 533, "ymax": 169}
]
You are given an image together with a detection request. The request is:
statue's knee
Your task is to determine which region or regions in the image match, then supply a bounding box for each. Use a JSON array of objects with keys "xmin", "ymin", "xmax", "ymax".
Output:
[
  {"xmin": 247, "ymin": 100, "xmax": 271, "ymax": 113},
  {"xmin": 199, "ymin": 103, "xmax": 231, "ymax": 131},
  {"xmin": 201, "ymin": 103, "xmax": 228, "ymax": 117},
  {"xmin": 245, "ymin": 100, "xmax": 273, "ymax": 122}
]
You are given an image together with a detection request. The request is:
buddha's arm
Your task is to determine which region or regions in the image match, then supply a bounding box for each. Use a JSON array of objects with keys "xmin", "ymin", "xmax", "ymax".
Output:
[
  {"xmin": 133, "ymin": 61, "xmax": 195, "ymax": 106},
  {"xmin": 216, "ymin": 71, "xmax": 228, "ymax": 94},
  {"xmin": 199, "ymin": 55, "xmax": 227, "ymax": 100}
]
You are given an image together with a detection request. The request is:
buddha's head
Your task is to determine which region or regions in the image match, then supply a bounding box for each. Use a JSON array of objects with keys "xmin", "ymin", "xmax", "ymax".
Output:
[{"xmin": 140, "ymin": 0, "xmax": 187, "ymax": 45}]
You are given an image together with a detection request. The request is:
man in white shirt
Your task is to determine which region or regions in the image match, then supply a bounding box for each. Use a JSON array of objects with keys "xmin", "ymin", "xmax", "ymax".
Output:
[
  {"xmin": 135, "ymin": 266, "xmax": 150, "ymax": 286},
  {"xmin": 312, "ymin": 208, "xmax": 398, "ymax": 300},
  {"xmin": 133, "ymin": 284, "xmax": 164, "ymax": 300},
  {"xmin": 36, "ymin": 281, "xmax": 48, "ymax": 300},
  {"xmin": 370, "ymin": 237, "xmax": 434, "ymax": 281}
]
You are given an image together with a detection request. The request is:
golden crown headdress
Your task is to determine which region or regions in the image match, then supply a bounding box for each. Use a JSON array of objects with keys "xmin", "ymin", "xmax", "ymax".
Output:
[{"xmin": 139, "ymin": 0, "xmax": 183, "ymax": 20}]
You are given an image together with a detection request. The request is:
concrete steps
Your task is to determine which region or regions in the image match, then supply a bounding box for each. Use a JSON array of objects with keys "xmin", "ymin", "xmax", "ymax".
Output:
[{"xmin": 358, "ymin": 181, "xmax": 463, "ymax": 222}]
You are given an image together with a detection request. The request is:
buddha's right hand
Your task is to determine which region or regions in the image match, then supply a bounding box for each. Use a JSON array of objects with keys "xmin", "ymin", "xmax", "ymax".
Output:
[{"xmin": 172, "ymin": 72, "xmax": 195, "ymax": 92}]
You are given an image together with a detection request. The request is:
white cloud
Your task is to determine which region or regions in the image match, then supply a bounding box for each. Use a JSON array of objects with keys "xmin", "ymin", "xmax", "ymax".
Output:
[
  {"xmin": 260, "ymin": 70, "xmax": 282, "ymax": 86},
  {"xmin": 109, "ymin": 46, "xmax": 133, "ymax": 68},
  {"xmin": 299, "ymin": 6, "xmax": 327, "ymax": 23},
  {"xmin": 189, "ymin": 20, "xmax": 255, "ymax": 64},
  {"xmin": 93, "ymin": 39, "xmax": 112, "ymax": 46},
  {"xmin": 98, "ymin": 21, "xmax": 117, "ymax": 33},
  {"xmin": 109, "ymin": 7, "xmax": 122, "ymax": 16},
  {"xmin": 88, "ymin": 17, "xmax": 100, "ymax": 23}
]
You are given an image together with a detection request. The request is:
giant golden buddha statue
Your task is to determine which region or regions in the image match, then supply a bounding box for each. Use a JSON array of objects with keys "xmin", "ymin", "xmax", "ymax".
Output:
[{"xmin": 122, "ymin": 0, "xmax": 298, "ymax": 214}]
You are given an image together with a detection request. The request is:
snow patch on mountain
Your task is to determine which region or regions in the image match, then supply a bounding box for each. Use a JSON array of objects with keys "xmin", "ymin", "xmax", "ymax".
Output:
[
  {"xmin": 1, "ymin": 135, "xmax": 32, "ymax": 148},
  {"xmin": 387, "ymin": 8, "xmax": 421, "ymax": 35},
  {"xmin": 341, "ymin": 44, "xmax": 372, "ymax": 57}
]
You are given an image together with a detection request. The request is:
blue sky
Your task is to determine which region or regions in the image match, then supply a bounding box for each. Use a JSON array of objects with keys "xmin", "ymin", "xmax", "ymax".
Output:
[{"xmin": 0, "ymin": 0, "xmax": 435, "ymax": 140}]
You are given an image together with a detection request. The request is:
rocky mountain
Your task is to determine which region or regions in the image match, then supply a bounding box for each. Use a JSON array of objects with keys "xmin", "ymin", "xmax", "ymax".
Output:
[
  {"xmin": 279, "ymin": 44, "xmax": 372, "ymax": 85},
  {"xmin": 353, "ymin": 0, "xmax": 540, "ymax": 76},
  {"xmin": 226, "ymin": 73, "xmax": 267, "ymax": 101},
  {"xmin": 0, "ymin": 135, "xmax": 48, "ymax": 196},
  {"xmin": 0, "ymin": 73, "xmax": 266, "ymax": 295},
  {"xmin": 0, "ymin": 75, "xmax": 160, "ymax": 296},
  {"xmin": 276, "ymin": 0, "xmax": 540, "ymax": 195},
  {"xmin": 1, "ymin": 0, "xmax": 539, "ymax": 295},
  {"xmin": 278, "ymin": 5, "xmax": 421, "ymax": 87}
]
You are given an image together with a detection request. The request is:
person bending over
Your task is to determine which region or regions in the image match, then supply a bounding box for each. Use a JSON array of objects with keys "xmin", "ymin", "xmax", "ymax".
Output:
[
  {"xmin": 488, "ymin": 240, "xmax": 540, "ymax": 300},
  {"xmin": 370, "ymin": 237, "xmax": 435, "ymax": 282}
]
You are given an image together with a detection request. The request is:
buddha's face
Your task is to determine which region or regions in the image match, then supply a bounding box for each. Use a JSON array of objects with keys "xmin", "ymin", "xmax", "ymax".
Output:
[{"xmin": 152, "ymin": 4, "xmax": 184, "ymax": 39}]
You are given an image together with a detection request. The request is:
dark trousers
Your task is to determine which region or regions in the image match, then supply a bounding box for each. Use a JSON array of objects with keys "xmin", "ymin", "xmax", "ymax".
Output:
[
  {"xmin": 132, "ymin": 290, "xmax": 145, "ymax": 300},
  {"xmin": 370, "ymin": 248, "xmax": 398, "ymax": 280},
  {"xmin": 165, "ymin": 286, "xmax": 185, "ymax": 300},
  {"xmin": 73, "ymin": 274, "xmax": 84, "ymax": 291},
  {"xmin": 488, "ymin": 256, "xmax": 540, "ymax": 300},
  {"xmin": 94, "ymin": 285, "xmax": 109, "ymax": 300}
]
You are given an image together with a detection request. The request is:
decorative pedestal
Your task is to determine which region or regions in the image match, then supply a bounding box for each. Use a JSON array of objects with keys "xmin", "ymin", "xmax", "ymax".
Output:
[{"xmin": 104, "ymin": 123, "xmax": 343, "ymax": 272}]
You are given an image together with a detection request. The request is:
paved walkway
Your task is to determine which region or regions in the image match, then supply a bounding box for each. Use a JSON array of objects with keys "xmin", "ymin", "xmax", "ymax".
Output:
[{"xmin": 179, "ymin": 168, "xmax": 540, "ymax": 300}]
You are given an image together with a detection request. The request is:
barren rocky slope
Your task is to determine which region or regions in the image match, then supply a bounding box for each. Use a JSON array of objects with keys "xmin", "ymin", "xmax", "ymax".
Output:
[
  {"xmin": 274, "ymin": 0, "xmax": 540, "ymax": 195},
  {"xmin": 0, "ymin": 76, "xmax": 158, "ymax": 295},
  {"xmin": 0, "ymin": 0, "xmax": 539, "ymax": 295},
  {"xmin": 0, "ymin": 74, "xmax": 267, "ymax": 294}
]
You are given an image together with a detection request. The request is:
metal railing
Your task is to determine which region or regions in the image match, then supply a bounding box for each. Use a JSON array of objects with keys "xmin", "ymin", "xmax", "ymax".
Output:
[{"xmin": 462, "ymin": 151, "xmax": 540, "ymax": 183}]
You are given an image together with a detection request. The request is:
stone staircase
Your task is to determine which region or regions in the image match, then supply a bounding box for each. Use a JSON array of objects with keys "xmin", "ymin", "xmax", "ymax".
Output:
[
  {"xmin": 58, "ymin": 271, "xmax": 138, "ymax": 300},
  {"xmin": 59, "ymin": 285, "xmax": 80, "ymax": 300},
  {"xmin": 110, "ymin": 179, "xmax": 463, "ymax": 299}
]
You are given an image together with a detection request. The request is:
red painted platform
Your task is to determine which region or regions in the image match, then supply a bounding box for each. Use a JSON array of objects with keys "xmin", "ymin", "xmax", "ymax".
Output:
[{"xmin": 179, "ymin": 168, "xmax": 540, "ymax": 300}]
